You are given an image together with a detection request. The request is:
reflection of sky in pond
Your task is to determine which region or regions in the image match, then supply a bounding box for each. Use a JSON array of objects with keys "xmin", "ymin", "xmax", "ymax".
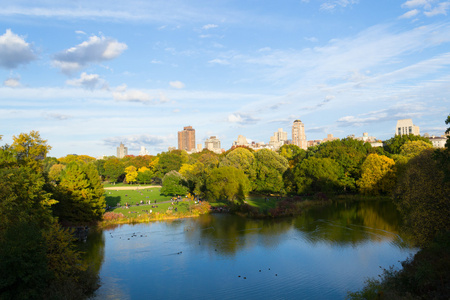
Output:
[{"xmin": 92, "ymin": 201, "xmax": 417, "ymax": 299}]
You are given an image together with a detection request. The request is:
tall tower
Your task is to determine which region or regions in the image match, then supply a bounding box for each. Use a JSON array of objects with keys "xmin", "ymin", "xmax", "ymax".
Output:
[
  {"xmin": 178, "ymin": 126, "xmax": 196, "ymax": 152},
  {"xmin": 292, "ymin": 120, "xmax": 307, "ymax": 150},
  {"xmin": 395, "ymin": 119, "xmax": 420, "ymax": 136},
  {"xmin": 117, "ymin": 142, "xmax": 128, "ymax": 158}
]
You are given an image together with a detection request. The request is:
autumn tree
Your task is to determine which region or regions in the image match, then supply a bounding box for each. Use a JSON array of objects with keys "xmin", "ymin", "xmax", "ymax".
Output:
[
  {"xmin": 357, "ymin": 154, "xmax": 396, "ymax": 195},
  {"xmin": 58, "ymin": 154, "xmax": 96, "ymax": 165},
  {"xmin": 11, "ymin": 130, "xmax": 52, "ymax": 172},
  {"xmin": 48, "ymin": 163, "xmax": 66, "ymax": 183},
  {"xmin": 124, "ymin": 165, "xmax": 138, "ymax": 184},
  {"xmin": 136, "ymin": 166, "xmax": 153, "ymax": 184}
]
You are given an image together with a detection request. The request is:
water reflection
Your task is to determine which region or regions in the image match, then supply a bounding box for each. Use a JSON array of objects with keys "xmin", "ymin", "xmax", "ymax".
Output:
[
  {"xmin": 90, "ymin": 200, "xmax": 415, "ymax": 300},
  {"xmin": 293, "ymin": 200, "xmax": 406, "ymax": 247}
]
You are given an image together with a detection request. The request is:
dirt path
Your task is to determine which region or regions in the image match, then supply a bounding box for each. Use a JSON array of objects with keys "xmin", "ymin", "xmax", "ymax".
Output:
[{"xmin": 104, "ymin": 185, "xmax": 161, "ymax": 190}]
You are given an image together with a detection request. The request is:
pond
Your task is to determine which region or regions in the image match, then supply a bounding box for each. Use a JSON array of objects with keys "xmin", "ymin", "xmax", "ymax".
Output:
[{"xmin": 86, "ymin": 200, "xmax": 416, "ymax": 299}]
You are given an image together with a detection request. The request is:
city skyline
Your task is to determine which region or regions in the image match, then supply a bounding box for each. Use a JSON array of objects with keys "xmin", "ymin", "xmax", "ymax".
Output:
[{"xmin": 1, "ymin": 1, "xmax": 449, "ymax": 157}]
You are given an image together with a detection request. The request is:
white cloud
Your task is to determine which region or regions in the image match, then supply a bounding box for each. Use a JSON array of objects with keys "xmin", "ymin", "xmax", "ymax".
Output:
[
  {"xmin": 53, "ymin": 35, "xmax": 127, "ymax": 74},
  {"xmin": 424, "ymin": 2, "xmax": 450, "ymax": 16},
  {"xmin": 169, "ymin": 81, "xmax": 185, "ymax": 89},
  {"xmin": 113, "ymin": 88, "xmax": 152, "ymax": 103},
  {"xmin": 66, "ymin": 72, "xmax": 107, "ymax": 90},
  {"xmin": 75, "ymin": 30, "xmax": 86, "ymax": 35},
  {"xmin": 0, "ymin": 29, "xmax": 36, "ymax": 69},
  {"xmin": 208, "ymin": 58, "xmax": 230, "ymax": 65},
  {"xmin": 44, "ymin": 113, "xmax": 71, "ymax": 120},
  {"xmin": 402, "ymin": 0, "xmax": 431, "ymax": 8},
  {"xmin": 304, "ymin": 37, "xmax": 318, "ymax": 42},
  {"xmin": 320, "ymin": 0, "xmax": 359, "ymax": 11},
  {"xmin": 227, "ymin": 113, "xmax": 259, "ymax": 125},
  {"xmin": 202, "ymin": 24, "xmax": 218, "ymax": 30},
  {"xmin": 113, "ymin": 84, "xmax": 152, "ymax": 103},
  {"xmin": 399, "ymin": 9, "xmax": 420, "ymax": 18},
  {"xmin": 104, "ymin": 134, "xmax": 167, "ymax": 150},
  {"xmin": 3, "ymin": 77, "xmax": 20, "ymax": 87}
]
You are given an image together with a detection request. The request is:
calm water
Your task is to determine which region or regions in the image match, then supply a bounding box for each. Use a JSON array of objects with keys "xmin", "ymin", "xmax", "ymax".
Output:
[{"xmin": 86, "ymin": 200, "xmax": 416, "ymax": 300}]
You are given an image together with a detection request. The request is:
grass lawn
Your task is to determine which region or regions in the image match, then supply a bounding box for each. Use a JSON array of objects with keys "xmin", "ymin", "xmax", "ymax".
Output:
[
  {"xmin": 112, "ymin": 201, "xmax": 193, "ymax": 215},
  {"xmin": 245, "ymin": 196, "xmax": 279, "ymax": 211},
  {"xmin": 104, "ymin": 187, "xmax": 174, "ymax": 207},
  {"xmin": 102, "ymin": 182, "xmax": 158, "ymax": 188}
]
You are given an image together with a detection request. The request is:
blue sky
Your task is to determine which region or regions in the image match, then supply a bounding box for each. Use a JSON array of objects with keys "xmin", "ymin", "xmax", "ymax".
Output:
[{"xmin": 1, "ymin": 0, "xmax": 449, "ymax": 157}]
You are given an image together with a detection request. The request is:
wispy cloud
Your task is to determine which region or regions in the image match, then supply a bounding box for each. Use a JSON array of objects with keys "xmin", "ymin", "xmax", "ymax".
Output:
[
  {"xmin": 227, "ymin": 113, "xmax": 259, "ymax": 125},
  {"xmin": 169, "ymin": 81, "xmax": 185, "ymax": 89},
  {"xmin": 112, "ymin": 85, "xmax": 152, "ymax": 103},
  {"xmin": 53, "ymin": 35, "xmax": 127, "ymax": 74},
  {"xmin": 0, "ymin": 29, "xmax": 36, "ymax": 69},
  {"xmin": 3, "ymin": 77, "xmax": 21, "ymax": 87},
  {"xmin": 44, "ymin": 113, "xmax": 71, "ymax": 120},
  {"xmin": 399, "ymin": 9, "xmax": 420, "ymax": 18},
  {"xmin": 202, "ymin": 24, "xmax": 218, "ymax": 30},
  {"xmin": 320, "ymin": 0, "xmax": 359, "ymax": 11},
  {"xmin": 66, "ymin": 72, "xmax": 108, "ymax": 90},
  {"xmin": 104, "ymin": 134, "xmax": 167, "ymax": 150}
]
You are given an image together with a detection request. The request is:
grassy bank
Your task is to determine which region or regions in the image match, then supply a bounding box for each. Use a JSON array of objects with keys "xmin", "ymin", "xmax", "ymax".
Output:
[{"xmin": 104, "ymin": 187, "xmax": 171, "ymax": 207}]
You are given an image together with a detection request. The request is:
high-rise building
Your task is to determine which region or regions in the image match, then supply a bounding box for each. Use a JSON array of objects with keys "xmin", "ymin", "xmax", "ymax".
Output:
[
  {"xmin": 139, "ymin": 146, "xmax": 149, "ymax": 156},
  {"xmin": 233, "ymin": 135, "xmax": 249, "ymax": 147},
  {"xmin": 117, "ymin": 142, "xmax": 128, "ymax": 158},
  {"xmin": 205, "ymin": 136, "xmax": 222, "ymax": 154},
  {"xmin": 269, "ymin": 128, "xmax": 288, "ymax": 150},
  {"xmin": 292, "ymin": 120, "xmax": 307, "ymax": 150},
  {"xmin": 395, "ymin": 119, "xmax": 420, "ymax": 136},
  {"xmin": 178, "ymin": 126, "xmax": 196, "ymax": 151}
]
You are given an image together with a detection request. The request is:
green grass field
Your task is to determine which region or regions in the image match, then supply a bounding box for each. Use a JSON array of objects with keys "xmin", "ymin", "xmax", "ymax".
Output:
[
  {"xmin": 104, "ymin": 187, "xmax": 173, "ymax": 207},
  {"xmin": 245, "ymin": 196, "xmax": 279, "ymax": 210}
]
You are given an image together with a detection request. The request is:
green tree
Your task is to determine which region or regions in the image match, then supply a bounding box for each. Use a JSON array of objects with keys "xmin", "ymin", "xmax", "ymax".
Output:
[
  {"xmin": 357, "ymin": 154, "xmax": 396, "ymax": 195},
  {"xmin": 293, "ymin": 157, "xmax": 341, "ymax": 194},
  {"xmin": 253, "ymin": 149, "xmax": 289, "ymax": 193},
  {"xmin": 393, "ymin": 149, "xmax": 450, "ymax": 247},
  {"xmin": 155, "ymin": 150, "xmax": 189, "ymax": 177},
  {"xmin": 219, "ymin": 147, "xmax": 256, "ymax": 187},
  {"xmin": 205, "ymin": 166, "xmax": 251, "ymax": 202},
  {"xmin": 383, "ymin": 134, "xmax": 432, "ymax": 155},
  {"xmin": 124, "ymin": 165, "xmax": 138, "ymax": 184},
  {"xmin": 160, "ymin": 170, "xmax": 189, "ymax": 196},
  {"xmin": 103, "ymin": 157, "xmax": 124, "ymax": 182},
  {"xmin": 312, "ymin": 138, "xmax": 369, "ymax": 191},
  {"xmin": 136, "ymin": 166, "xmax": 153, "ymax": 184},
  {"xmin": 54, "ymin": 162, "xmax": 105, "ymax": 223}
]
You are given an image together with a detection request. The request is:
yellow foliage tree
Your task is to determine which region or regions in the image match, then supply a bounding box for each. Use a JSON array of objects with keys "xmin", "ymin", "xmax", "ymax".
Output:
[
  {"xmin": 125, "ymin": 165, "xmax": 138, "ymax": 184},
  {"xmin": 11, "ymin": 130, "xmax": 52, "ymax": 172},
  {"xmin": 357, "ymin": 154, "xmax": 396, "ymax": 195}
]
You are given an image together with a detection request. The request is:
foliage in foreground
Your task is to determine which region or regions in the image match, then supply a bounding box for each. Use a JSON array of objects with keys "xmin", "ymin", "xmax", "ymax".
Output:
[{"xmin": 0, "ymin": 133, "xmax": 100, "ymax": 299}]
